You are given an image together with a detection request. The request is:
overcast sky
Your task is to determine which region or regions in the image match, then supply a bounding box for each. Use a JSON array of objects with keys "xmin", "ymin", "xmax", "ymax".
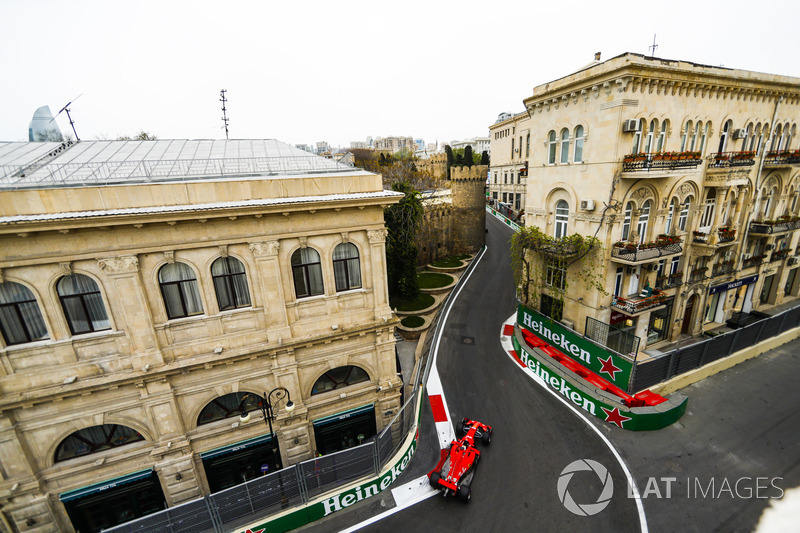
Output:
[{"xmin": 2, "ymin": 0, "xmax": 799, "ymax": 148}]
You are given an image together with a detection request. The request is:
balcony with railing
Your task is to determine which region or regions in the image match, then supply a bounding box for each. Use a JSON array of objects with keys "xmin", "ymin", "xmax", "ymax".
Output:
[
  {"xmin": 742, "ymin": 254, "xmax": 766, "ymax": 269},
  {"xmin": 708, "ymin": 151, "xmax": 757, "ymax": 169},
  {"xmin": 748, "ymin": 218, "xmax": 800, "ymax": 235},
  {"xmin": 621, "ymin": 151, "xmax": 703, "ymax": 174},
  {"xmin": 610, "ymin": 235, "xmax": 683, "ymax": 264},
  {"xmin": 654, "ymin": 274, "xmax": 683, "ymax": 290},
  {"xmin": 692, "ymin": 227, "xmax": 738, "ymax": 248},
  {"xmin": 711, "ymin": 262, "xmax": 735, "ymax": 278},
  {"xmin": 764, "ymin": 150, "xmax": 800, "ymax": 167},
  {"xmin": 688, "ymin": 267, "xmax": 709, "ymax": 284},
  {"xmin": 610, "ymin": 289, "xmax": 668, "ymax": 316},
  {"xmin": 769, "ymin": 249, "xmax": 790, "ymax": 263}
]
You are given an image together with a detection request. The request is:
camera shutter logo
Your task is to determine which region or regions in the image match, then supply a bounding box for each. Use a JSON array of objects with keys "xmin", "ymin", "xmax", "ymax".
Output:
[{"xmin": 557, "ymin": 459, "xmax": 614, "ymax": 516}]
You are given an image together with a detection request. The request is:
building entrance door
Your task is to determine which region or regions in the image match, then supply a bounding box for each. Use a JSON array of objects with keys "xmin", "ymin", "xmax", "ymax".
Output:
[
  {"xmin": 313, "ymin": 405, "xmax": 376, "ymax": 456},
  {"xmin": 681, "ymin": 294, "xmax": 696, "ymax": 334}
]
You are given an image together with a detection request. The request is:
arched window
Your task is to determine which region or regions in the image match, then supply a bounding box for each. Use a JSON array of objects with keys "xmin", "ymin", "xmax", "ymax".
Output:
[
  {"xmin": 665, "ymin": 198, "xmax": 677, "ymax": 234},
  {"xmin": 718, "ymin": 120, "xmax": 732, "ymax": 153},
  {"xmin": 678, "ymin": 197, "xmax": 692, "ymax": 231},
  {"xmin": 211, "ymin": 257, "xmax": 251, "ymax": 311},
  {"xmin": 548, "ymin": 131, "xmax": 557, "ymax": 164},
  {"xmin": 645, "ymin": 119, "xmax": 657, "ymax": 154},
  {"xmin": 573, "ymin": 125, "xmax": 585, "ymax": 163},
  {"xmin": 786, "ymin": 124, "xmax": 796, "ymax": 150},
  {"xmin": 656, "ymin": 120, "xmax": 668, "ymax": 152},
  {"xmin": 770, "ymin": 124, "xmax": 782, "ymax": 152},
  {"xmin": 690, "ymin": 121, "xmax": 701, "ymax": 151},
  {"xmin": 753, "ymin": 123, "xmax": 763, "ymax": 154},
  {"xmin": 0, "ymin": 282, "xmax": 48, "ymax": 346},
  {"xmin": 622, "ymin": 202, "xmax": 633, "ymax": 241},
  {"xmin": 333, "ymin": 243, "xmax": 362, "ymax": 292},
  {"xmin": 742, "ymin": 123, "xmax": 752, "ymax": 151},
  {"xmin": 681, "ymin": 121, "xmax": 693, "ymax": 152},
  {"xmin": 55, "ymin": 425, "xmax": 144, "ymax": 462},
  {"xmin": 511, "ymin": 137, "xmax": 515, "ymax": 159},
  {"xmin": 632, "ymin": 119, "xmax": 644, "ymax": 154},
  {"xmin": 57, "ymin": 274, "xmax": 111, "ymax": 335},
  {"xmin": 159, "ymin": 263, "xmax": 203, "ymax": 319},
  {"xmin": 291, "ymin": 247, "xmax": 324, "ymax": 298},
  {"xmin": 763, "ymin": 187, "xmax": 778, "ymax": 219},
  {"xmin": 700, "ymin": 189, "xmax": 717, "ymax": 230},
  {"xmin": 197, "ymin": 392, "xmax": 261, "ymax": 426},
  {"xmin": 560, "ymin": 129, "xmax": 570, "ymax": 164},
  {"xmin": 526, "ymin": 133, "xmax": 530, "ymax": 157},
  {"xmin": 311, "ymin": 365, "xmax": 369, "ymax": 395},
  {"xmin": 554, "ymin": 200, "xmax": 569, "ymax": 239},
  {"xmin": 698, "ymin": 122, "xmax": 710, "ymax": 155},
  {"xmin": 636, "ymin": 200, "xmax": 651, "ymax": 243},
  {"xmin": 791, "ymin": 186, "xmax": 799, "ymax": 214}
]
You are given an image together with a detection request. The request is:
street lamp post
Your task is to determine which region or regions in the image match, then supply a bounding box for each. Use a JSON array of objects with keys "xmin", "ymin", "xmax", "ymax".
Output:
[{"xmin": 239, "ymin": 387, "xmax": 295, "ymax": 469}]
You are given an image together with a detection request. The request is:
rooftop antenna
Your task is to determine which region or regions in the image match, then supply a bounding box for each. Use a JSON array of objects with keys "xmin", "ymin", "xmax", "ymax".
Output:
[
  {"xmin": 648, "ymin": 34, "xmax": 658, "ymax": 58},
  {"xmin": 52, "ymin": 94, "xmax": 82, "ymax": 141},
  {"xmin": 220, "ymin": 89, "xmax": 230, "ymax": 139}
]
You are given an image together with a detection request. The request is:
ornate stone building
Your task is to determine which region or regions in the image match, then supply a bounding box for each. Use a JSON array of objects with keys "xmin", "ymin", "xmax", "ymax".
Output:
[
  {"xmin": 0, "ymin": 139, "xmax": 403, "ymax": 532},
  {"xmin": 491, "ymin": 53, "xmax": 800, "ymax": 351}
]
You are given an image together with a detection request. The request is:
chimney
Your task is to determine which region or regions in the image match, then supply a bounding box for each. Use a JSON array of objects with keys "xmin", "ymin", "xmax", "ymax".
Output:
[{"xmin": 594, "ymin": 52, "xmax": 601, "ymax": 61}]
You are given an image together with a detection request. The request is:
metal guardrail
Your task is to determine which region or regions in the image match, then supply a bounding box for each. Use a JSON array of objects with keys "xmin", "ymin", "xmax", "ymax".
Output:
[
  {"xmin": 610, "ymin": 242, "xmax": 682, "ymax": 263},
  {"xmin": 486, "ymin": 205, "xmax": 522, "ymax": 232}
]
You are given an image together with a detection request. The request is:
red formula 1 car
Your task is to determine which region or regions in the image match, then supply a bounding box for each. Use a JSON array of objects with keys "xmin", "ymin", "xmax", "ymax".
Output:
[{"xmin": 428, "ymin": 418, "xmax": 492, "ymax": 502}]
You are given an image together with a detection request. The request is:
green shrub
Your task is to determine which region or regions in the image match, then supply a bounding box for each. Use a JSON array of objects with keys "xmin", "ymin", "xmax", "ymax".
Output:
[
  {"xmin": 401, "ymin": 315, "xmax": 425, "ymax": 328},
  {"xmin": 417, "ymin": 272, "xmax": 454, "ymax": 289},
  {"xmin": 391, "ymin": 293, "xmax": 435, "ymax": 312}
]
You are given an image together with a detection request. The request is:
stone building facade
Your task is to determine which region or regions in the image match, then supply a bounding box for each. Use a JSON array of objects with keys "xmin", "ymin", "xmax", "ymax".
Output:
[
  {"xmin": 416, "ymin": 165, "xmax": 487, "ymax": 265},
  {"xmin": 0, "ymin": 140, "xmax": 403, "ymax": 532},
  {"xmin": 491, "ymin": 53, "xmax": 800, "ymax": 351},
  {"xmin": 487, "ymin": 113, "xmax": 529, "ymax": 220}
]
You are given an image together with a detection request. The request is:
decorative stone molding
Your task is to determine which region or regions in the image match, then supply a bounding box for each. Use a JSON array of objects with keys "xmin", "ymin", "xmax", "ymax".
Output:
[
  {"xmin": 574, "ymin": 213, "xmax": 604, "ymax": 222},
  {"xmin": 59, "ymin": 262, "xmax": 72, "ymax": 275},
  {"xmin": 97, "ymin": 255, "xmax": 139, "ymax": 274},
  {"xmin": 298, "ymin": 236, "xmax": 308, "ymax": 248},
  {"xmin": 0, "ymin": 268, "xmax": 4, "ymax": 283},
  {"xmin": 341, "ymin": 232, "xmax": 349, "ymax": 243},
  {"xmin": 530, "ymin": 207, "xmax": 547, "ymax": 216},
  {"xmin": 164, "ymin": 251, "xmax": 175, "ymax": 264},
  {"xmin": 367, "ymin": 228, "xmax": 387, "ymax": 244},
  {"xmin": 218, "ymin": 245, "xmax": 228, "ymax": 257},
  {"xmin": 249, "ymin": 240, "xmax": 280, "ymax": 257}
]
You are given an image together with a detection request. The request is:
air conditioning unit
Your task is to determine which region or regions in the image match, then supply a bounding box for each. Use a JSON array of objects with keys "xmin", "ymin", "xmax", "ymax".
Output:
[
  {"xmin": 622, "ymin": 119, "xmax": 638, "ymax": 132},
  {"xmin": 788, "ymin": 257, "xmax": 798, "ymax": 266},
  {"xmin": 580, "ymin": 199, "xmax": 596, "ymax": 211},
  {"xmin": 766, "ymin": 244, "xmax": 775, "ymax": 251},
  {"xmin": 732, "ymin": 129, "xmax": 746, "ymax": 140}
]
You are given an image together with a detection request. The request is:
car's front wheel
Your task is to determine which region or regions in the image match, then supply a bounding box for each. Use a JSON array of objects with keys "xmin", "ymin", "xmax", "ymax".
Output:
[{"xmin": 429, "ymin": 471, "xmax": 441, "ymax": 489}]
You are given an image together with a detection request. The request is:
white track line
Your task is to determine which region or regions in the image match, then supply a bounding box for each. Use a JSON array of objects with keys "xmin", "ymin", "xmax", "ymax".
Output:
[{"xmin": 500, "ymin": 315, "xmax": 648, "ymax": 533}]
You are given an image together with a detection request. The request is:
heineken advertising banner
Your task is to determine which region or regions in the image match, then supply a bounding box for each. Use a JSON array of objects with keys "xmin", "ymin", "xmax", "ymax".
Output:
[
  {"xmin": 512, "ymin": 334, "xmax": 687, "ymax": 431},
  {"xmin": 517, "ymin": 304, "xmax": 634, "ymax": 390}
]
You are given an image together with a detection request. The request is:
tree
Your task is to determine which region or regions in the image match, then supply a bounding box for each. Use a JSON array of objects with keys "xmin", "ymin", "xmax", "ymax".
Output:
[
  {"xmin": 384, "ymin": 181, "xmax": 423, "ymax": 299},
  {"xmin": 117, "ymin": 131, "xmax": 157, "ymax": 141},
  {"xmin": 481, "ymin": 151, "xmax": 490, "ymax": 165},
  {"xmin": 444, "ymin": 145, "xmax": 454, "ymax": 179},
  {"xmin": 463, "ymin": 146, "xmax": 474, "ymax": 168}
]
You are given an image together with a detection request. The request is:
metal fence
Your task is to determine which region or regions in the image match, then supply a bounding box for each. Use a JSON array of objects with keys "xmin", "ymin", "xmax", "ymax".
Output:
[
  {"xmin": 629, "ymin": 305, "xmax": 800, "ymax": 392},
  {"xmin": 584, "ymin": 316, "xmax": 640, "ymax": 363},
  {"xmin": 104, "ymin": 246, "xmax": 487, "ymax": 533}
]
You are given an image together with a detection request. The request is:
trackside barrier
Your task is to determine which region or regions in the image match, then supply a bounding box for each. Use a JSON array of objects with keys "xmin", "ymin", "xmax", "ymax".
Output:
[
  {"xmin": 104, "ymin": 247, "xmax": 488, "ymax": 533},
  {"xmin": 629, "ymin": 305, "xmax": 800, "ymax": 392},
  {"xmin": 486, "ymin": 205, "xmax": 522, "ymax": 232}
]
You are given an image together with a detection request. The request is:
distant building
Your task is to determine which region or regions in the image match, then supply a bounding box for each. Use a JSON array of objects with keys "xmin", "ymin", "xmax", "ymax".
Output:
[
  {"xmin": 450, "ymin": 137, "xmax": 490, "ymax": 155},
  {"xmin": 373, "ymin": 136, "xmax": 415, "ymax": 154},
  {"xmin": 315, "ymin": 141, "xmax": 331, "ymax": 155},
  {"xmin": 28, "ymin": 106, "xmax": 63, "ymax": 142}
]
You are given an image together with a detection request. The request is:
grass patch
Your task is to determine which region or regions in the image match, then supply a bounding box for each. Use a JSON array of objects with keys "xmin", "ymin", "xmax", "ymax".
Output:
[
  {"xmin": 417, "ymin": 272, "xmax": 454, "ymax": 289},
  {"xmin": 430, "ymin": 254, "xmax": 471, "ymax": 268},
  {"xmin": 401, "ymin": 315, "xmax": 425, "ymax": 328},
  {"xmin": 391, "ymin": 293, "xmax": 435, "ymax": 312}
]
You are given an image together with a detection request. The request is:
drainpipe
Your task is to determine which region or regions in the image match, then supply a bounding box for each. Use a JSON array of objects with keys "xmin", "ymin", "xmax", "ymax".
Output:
[{"xmin": 736, "ymin": 95, "xmax": 783, "ymax": 271}]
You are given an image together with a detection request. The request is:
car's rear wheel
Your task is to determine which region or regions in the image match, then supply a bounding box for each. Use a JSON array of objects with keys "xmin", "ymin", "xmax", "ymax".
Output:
[
  {"xmin": 482, "ymin": 429, "xmax": 492, "ymax": 445},
  {"xmin": 457, "ymin": 484, "xmax": 471, "ymax": 502},
  {"xmin": 429, "ymin": 471, "xmax": 441, "ymax": 489}
]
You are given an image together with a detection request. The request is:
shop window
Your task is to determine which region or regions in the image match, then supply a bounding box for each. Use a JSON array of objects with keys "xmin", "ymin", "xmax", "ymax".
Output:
[
  {"xmin": 291, "ymin": 247, "xmax": 324, "ymax": 298},
  {"xmin": 57, "ymin": 274, "xmax": 111, "ymax": 334},
  {"xmin": 211, "ymin": 256, "xmax": 251, "ymax": 311},
  {"xmin": 647, "ymin": 299, "xmax": 673, "ymax": 343},
  {"xmin": 311, "ymin": 365, "xmax": 370, "ymax": 395},
  {"xmin": 0, "ymin": 281, "xmax": 48, "ymax": 346},
  {"xmin": 158, "ymin": 262, "xmax": 203, "ymax": 319},
  {"xmin": 55, "ymin": 425, "xmax": 144, "ymax": 462},
  {"xmin": 333, "ymin": 243, "xmax": 362, "ymax": 292}
]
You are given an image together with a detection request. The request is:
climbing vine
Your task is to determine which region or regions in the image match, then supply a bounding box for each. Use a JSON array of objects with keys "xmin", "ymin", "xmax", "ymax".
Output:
[
  {"xmin": 510, "ymin": 226, "xmax": 606, "ymax": 313},
  {"xmin": 385, "ymin": 181, "xmax": 424, "ymax": 299}
]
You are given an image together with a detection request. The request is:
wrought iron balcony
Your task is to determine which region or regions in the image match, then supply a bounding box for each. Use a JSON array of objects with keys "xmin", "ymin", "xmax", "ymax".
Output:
[
  {"xmin": 708, "ymin": 151, "xmax": 757, "ymax": 168},
  {"xmin": 712, "ymin": 263, "xmax": 735, "ymax": 277},
  {"xmin": 769, "ymin": 250, "xmax": 790, "ymax": 263},
  {"xmin": 764, "ymin": 150, "xmax": 800, "ymax": 167},
  {"xmin": 611, "ymin": 289, "xmax": 668, "ymax": 315},
  {"xmin": 688, "ymin": 268, "xmax": 708, "ymax": 283},
  {"xmin": 693, "ymin": 227, "xmax": 737, "ymax": 247},
  {"xmin": 749, "ymin": 219, "xmax": 800, "ymax": 235},
  {"xmin": 610, "ymin": 237, "xmax": 683, "ymax": 264},
  {"xmin": 654, "ymin": 276, "xmax": 683, "ymax": 290},
  {"xmin": 622, "ymin": 151, "xmax": 703, "ymax": 173},
  {"xmin": 743, "ymin": 255, "xmax": 766, "ymax": 269}
]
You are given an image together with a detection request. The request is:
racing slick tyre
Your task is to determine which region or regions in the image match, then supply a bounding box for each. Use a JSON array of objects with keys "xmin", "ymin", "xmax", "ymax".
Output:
[
  {"xmin": 482, "ymin": 428, "xmax": 492, "ymax": 445},
  {"xmin": 429, "ymin": 471, "xmax": 441, "ymax": 489},
  {"xmin": 456, "ymin": 420, "xmax": 466, "ymax": 436},
  {"xmin": 457, "ymin": 484, "xmax": 471, "ymax": 502}
]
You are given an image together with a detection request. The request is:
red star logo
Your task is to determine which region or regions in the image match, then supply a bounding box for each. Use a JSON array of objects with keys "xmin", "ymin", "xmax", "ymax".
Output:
[
  {"xmin": 602, "ymin": 407, "xmax": 632, "ymax": 428},
  {"xmin": 598, "ymin": 355, "xmax": 622, "ymax": 380},
  {"xmin": 245, "ymin": 529, "xmax": 265, "ymax": 533}
]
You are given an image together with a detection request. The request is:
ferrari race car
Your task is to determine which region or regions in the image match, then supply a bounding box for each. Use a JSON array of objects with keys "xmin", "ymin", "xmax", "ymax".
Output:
[{"xmin": 428, "ymin": 418, "xmax": 492, "ymax": 502}]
